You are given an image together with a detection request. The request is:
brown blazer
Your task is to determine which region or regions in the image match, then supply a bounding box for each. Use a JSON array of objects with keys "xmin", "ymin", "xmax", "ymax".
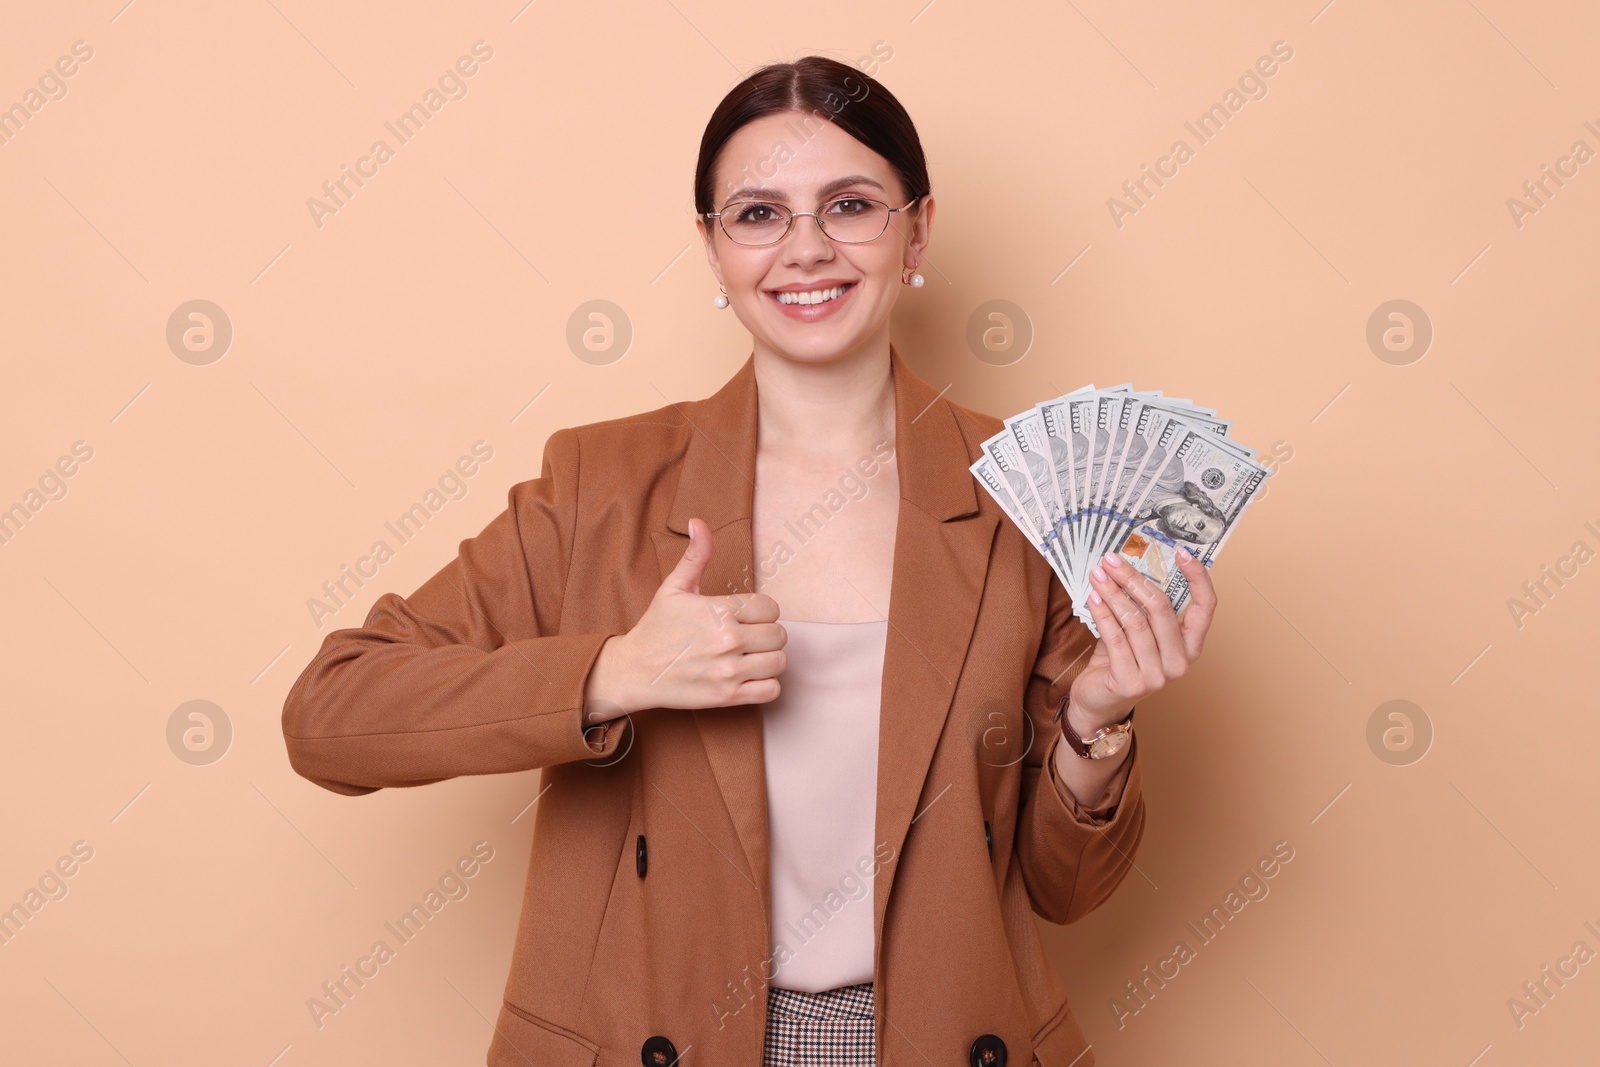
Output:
[{"xmin": 281, "ymin": 343, "xmax": 1146, "ymax": 1067}]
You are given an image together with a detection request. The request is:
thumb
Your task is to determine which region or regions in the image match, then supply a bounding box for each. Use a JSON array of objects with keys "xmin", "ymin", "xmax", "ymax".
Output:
[{"xmin": 661, "ymin": 517, "xmax": 713, "ymax": 595}]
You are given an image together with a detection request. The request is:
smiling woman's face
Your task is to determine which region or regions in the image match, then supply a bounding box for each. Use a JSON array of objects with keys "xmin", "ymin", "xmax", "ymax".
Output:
[{"xmin": 699, "ymin": 110, "xmax": 932, "ymax": 365}]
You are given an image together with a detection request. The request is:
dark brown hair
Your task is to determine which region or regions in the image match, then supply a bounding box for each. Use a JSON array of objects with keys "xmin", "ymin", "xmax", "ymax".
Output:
[{"xmin": 693, "ymin": 55, "xmax": 930, "ymax": 218}]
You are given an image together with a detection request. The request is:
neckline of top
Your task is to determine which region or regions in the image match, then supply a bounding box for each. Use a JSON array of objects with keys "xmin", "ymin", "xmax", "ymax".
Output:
[{"xmin": 782, "ymin": 617, "xmax": 889, "ymax": 626}]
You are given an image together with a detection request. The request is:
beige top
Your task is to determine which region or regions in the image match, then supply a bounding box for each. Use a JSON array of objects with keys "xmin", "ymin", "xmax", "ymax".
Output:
[{"xmin": 761, "ymin": 617, "xmax": 889, "ymax": 993}]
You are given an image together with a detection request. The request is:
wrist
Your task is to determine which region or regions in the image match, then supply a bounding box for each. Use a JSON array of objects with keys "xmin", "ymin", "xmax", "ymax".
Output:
[
  {"xmin": 584, "ymin": 633, "xmax": 642, "ymax": 721},
  {"xmin": 1063, "ymin": 693, "xmax": 1132, "ymax": 737}
]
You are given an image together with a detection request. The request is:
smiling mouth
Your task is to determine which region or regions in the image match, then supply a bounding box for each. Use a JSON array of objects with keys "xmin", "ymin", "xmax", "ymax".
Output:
[{"xmin": 767, "ymin": 283, "xmax": 856, "ymax": 306}]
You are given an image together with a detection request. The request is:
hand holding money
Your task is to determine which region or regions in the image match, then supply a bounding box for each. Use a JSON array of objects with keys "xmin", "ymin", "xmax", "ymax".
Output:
[
  {"xmin": 970, "ymin": 382, "xmax": 1271, "ymax": 639},
  {"xmin": 1067, "ymin": 537, "xmax": 1217, "ymax": 728}
]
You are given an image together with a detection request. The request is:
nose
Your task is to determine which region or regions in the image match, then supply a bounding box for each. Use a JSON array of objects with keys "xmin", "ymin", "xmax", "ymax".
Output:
[{"xmin": 781, "ymin": 212, "xmax": 834, "ymax": 261}]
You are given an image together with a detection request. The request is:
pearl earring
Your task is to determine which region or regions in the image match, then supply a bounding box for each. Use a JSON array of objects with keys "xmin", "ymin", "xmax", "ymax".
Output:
[
  {"xmin": 713, "ymin": 285, "xmax": 729, "ymax": 309},
  {"xmin": 901, "ymin": 267, "xmax": 924, "ymax": 288}
]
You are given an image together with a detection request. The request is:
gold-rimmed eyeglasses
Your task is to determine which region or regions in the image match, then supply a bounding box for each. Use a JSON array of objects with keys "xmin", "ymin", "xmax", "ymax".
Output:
[{"xmin": 703, "ymin": 195, "xmax": 920, "ymax": 246}]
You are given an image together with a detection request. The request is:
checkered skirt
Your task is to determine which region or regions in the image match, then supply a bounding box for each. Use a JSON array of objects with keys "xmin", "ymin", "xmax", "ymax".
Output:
[{"xmin": 762, "ymin": 982, "xmax": 876, "ymax": 1066}]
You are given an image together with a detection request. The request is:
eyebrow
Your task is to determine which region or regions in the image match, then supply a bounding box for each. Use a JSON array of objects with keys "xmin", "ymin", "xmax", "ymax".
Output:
[{"xmin": 719, "ymin": 174, "xmax": 886, "ymax": 204}]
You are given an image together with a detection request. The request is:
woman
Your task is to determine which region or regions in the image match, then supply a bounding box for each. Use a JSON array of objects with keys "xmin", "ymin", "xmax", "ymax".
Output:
[{"xmin": 281, "ymin": 55, "xmax": 1216, "ymax": 1067}]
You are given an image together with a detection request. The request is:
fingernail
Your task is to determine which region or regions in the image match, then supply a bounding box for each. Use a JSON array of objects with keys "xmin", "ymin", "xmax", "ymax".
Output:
[
  {"xmin": 1092, "ymin": 565, "xmax": 1106, "ymax": 582},
  {"xmin": 1176, "ymin": 547, "xmax": 1192, "ymax": 562},
  {"xmin": 1089, "ymin": 590, "xmax": 1102, "ymax": 605},
  {"xmin": 1104, "ymin": 552, "xmax": 1122, "ymax": 568}
]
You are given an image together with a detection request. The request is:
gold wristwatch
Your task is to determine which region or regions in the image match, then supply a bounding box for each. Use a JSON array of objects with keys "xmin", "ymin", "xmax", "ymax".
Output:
[{"xmin": 1055, "ymin": 696, "xmax": 1135, "ymax": 760}]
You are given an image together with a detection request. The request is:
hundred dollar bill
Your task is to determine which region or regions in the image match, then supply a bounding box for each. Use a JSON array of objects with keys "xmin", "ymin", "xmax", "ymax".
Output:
[
  {"xmin": 1084, "ymin": 390, "xmax": 1135, "ymax": 570},
  {"xmin": 973, "ymin": 382, "xmax": 1273, "ymax": 638},
  {"xmin": 970, "ymin": 452, "xmax": 1073, "ymax": 591},
  {"xmin": 1037, "ymin": 385, "xmax": 1096, "ymax": 593},
  {"xmin": 1083, "ymin": 399, "xmax": 1231, "ymax": 556},
  {"xmin": 1002, "ymin": 406, "xmax": 1072, "ymax": 584},
  {"xmin": 982, "ymin": 430, "xmax": 1073, "ymax": 580},
  {"xmin": 1088, "ymin": 421, "xmax": 1272, "ymax": 630},
  {"xmin": 1063, "ymin": 388, "xmax": 1123, "ymax": 577},
  {"xmin": 1080, "ymin": 396, "xmax": 1253, "ymax": 583}
]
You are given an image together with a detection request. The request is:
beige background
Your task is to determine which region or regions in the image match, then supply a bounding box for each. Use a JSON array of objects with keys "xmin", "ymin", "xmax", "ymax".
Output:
[{"xmin": 2, "ymin": 0, "xmax": 1597, "ymax": 1063}]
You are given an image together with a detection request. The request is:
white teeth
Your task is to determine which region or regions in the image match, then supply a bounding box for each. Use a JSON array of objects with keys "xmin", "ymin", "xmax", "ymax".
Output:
[{"xmin": 774, "ymin": 285, "xmax": 848, "ymax": 306}]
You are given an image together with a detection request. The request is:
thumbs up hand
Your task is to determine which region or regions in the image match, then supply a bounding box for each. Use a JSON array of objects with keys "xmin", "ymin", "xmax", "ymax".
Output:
[{"xmin": 582, "ymin": 518, "xmax": 788, "ymax": 720}]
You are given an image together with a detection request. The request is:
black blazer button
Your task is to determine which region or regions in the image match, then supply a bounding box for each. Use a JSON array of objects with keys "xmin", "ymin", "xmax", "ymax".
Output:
[
  {"xmin": 641, "ymin": 1034, "xmax": 678, "ymax": 1066},
  {"xmin": 636, "ymin": 834, "xmax": 648, "ymax": 878},
  {"xmin": 984, "ymin": 819, "xmax": 993, "ymax": 859},
  {"xmin": 970, "ymin": 1033, "xmax": 1007, "ymax": 1067}
]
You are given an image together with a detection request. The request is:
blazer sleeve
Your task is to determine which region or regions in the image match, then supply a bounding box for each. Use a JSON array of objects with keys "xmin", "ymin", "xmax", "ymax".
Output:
[
  {"xmin": 1012, "ymin": 568, "xmax": 1147, "ymax": 925},
  {"xmin": 280, "ymin": 427, "xmax": 631, "ymax": 796}
]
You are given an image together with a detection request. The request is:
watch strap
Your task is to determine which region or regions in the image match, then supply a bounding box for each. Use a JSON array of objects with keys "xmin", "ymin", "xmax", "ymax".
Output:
[{"xmin": 1056, "ymin": 695, "xmax": 1135, "ymax": 758}]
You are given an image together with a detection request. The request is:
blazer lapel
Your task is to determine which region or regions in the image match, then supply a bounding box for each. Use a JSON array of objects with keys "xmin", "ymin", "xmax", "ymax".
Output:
[{"xmin": 649, "ymin": 343, "xmax": 999, "ymax": 970}]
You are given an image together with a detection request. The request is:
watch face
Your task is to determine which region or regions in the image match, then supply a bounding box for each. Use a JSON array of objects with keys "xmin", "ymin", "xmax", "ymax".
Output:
[{"xmin": 1090, "ymin": 729, "xmax": 1130, "ymax": 759}]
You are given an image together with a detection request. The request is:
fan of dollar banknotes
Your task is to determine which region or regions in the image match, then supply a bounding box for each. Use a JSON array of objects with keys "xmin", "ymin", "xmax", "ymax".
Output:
[{"xmin": 970, "ymin": 383, "xmax": 1273, "ymax": 637}]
